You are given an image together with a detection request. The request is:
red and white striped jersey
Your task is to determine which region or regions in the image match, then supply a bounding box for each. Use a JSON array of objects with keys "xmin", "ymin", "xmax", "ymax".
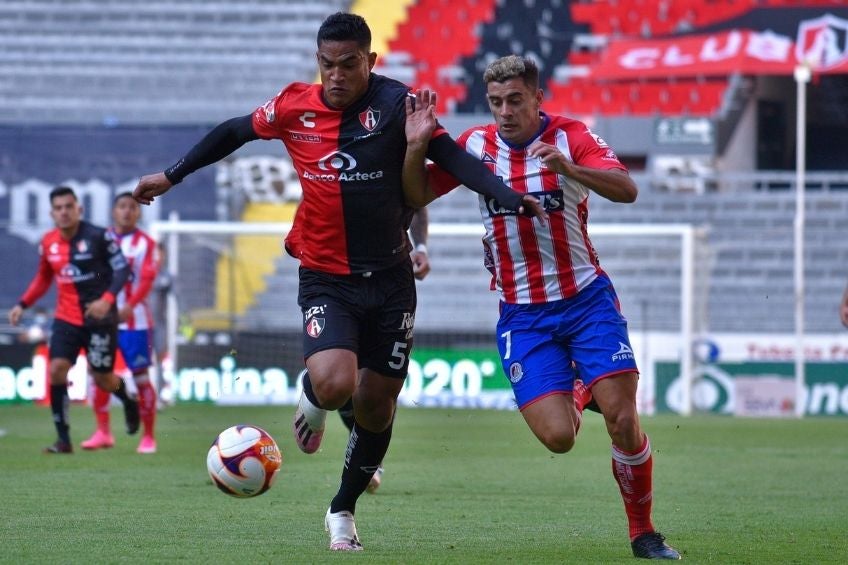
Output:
[
  {"xmin": 429, "ymin": 114, "xmax": 627, "ymax": 304},
  {"xmin": 108, "ymin": 228, "xmax": 159, "ymax": 330}
]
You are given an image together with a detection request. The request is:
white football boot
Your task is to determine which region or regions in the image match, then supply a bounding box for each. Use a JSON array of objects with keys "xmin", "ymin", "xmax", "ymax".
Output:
[{"xmin": 325, "ymin": 508, "xmax": 363, "ymax": 551}]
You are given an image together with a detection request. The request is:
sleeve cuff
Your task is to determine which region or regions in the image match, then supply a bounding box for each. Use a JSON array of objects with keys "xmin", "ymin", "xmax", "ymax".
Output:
[{"xmin": 101, "ymin": 292, "xmax": 116, "ymax": 305}]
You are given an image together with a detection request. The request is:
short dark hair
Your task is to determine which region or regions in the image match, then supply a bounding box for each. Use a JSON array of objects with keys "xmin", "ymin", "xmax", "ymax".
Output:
[
  {"xmin": 483, "ymin": 55, "xmax": 540, "ymax": 91},
  {"xmin": 49, "ymin": 185, "xmax": 77, "ymax": 203},
  {"xmin": 112, "ymin": 191, "xmax": 135, "ymax": 206},
  {"xmin": 317, "ymin": 12, "xmax": 371, "ymax": 50}
]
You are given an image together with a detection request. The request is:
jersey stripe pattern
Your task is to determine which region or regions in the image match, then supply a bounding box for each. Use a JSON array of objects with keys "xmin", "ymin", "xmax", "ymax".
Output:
[
  {"xmin": 431, "ymin": 114, "xmax": 627, "ymax": 304},
  {"xmin": 109, "ymin": 228, "xmax": 158, "ymax": 330},
  {"xmin": 252, "ymin": 75, "xmax": 446, "ymax": 275},
  {"xmin": 20, "ymin": 221, "xmax": 128, "ymax": 326}
]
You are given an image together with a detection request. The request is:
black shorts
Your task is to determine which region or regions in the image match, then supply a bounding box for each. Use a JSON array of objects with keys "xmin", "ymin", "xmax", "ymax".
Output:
[
  {"xmin": 298, "ymin": 260, "xmax": 417, "ymax": 379},
  {"xmin": 50, "ymin": 318, "xmax": 117, "ymax": 373}
]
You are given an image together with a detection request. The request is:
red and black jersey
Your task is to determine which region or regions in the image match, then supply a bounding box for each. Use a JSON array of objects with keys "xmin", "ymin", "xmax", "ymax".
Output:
[
  {"xmin": 19, "ymin": 221, "xmax": 131, "ymax": 326},
  {"xmin": 253, "ymin": 73, "xmax": 446, "ymax": 275}
]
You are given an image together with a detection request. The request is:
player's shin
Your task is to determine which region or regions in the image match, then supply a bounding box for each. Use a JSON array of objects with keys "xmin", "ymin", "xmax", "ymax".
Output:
[
  {"xmin": 330, "ymin": 419, "xmax": 393, "ymax": 514},
  {"xmin": 50, "ymin": 384, "xmax": 71, "ymax": 444},
  {"xmin": 611, "ymin": 434, "xmax": 655, "ymax": 541},
  {"xmin": 92, "ymin": 384, "xmax": 111, "ymax": 432},
  {"xmin": 135, "ymin": 375, "xmax": 156, "ymax": 437}
]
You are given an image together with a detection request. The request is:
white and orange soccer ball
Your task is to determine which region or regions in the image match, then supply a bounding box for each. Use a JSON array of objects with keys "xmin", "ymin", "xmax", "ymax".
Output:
[{"xmin": 206, "ymin": 425, "xmax": 282, "ymax": 498}]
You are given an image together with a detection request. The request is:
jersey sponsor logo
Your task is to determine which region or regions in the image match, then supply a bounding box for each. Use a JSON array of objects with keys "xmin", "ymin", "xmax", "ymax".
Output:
[
  {"xmin": 481, "ymin": 152, "xmax": 497, "ymax": 164},
  {"xmin": 359, "ymin": 106, "xmax": 381, "ymax": 132},
  {"xmin": 318, "ymin": 151, "xmax": 357, "ymax": 171},
  {"xmin": 590, "ymin": 133, "xmax": 610, "ymax": 148},
  {"xmin": 88, "ymin": 333, "xmax": 113, "ymax": 369},
  {"xmin": 299, "ymin": 111, "xmax": 316, "ymax": 128},
  {"xmin": 304, "ymin": 150, "xmax": 384, "ymax": 183},
  {"xmin": 399, "ymin": 311, "xmax": 415, "ymax": 339},
  {"xmin": 796, "ymin": 14, "xmax": 848, "ymax": 70},
  {"xmin": 612, "ymin": 342, "xmax": 635, "ymax": 362},
  {"xmin": 508, "ymin": 362, "xmax": 524, "ymax": 383},
  {"xmin": 290, "ymin": 131, "xmax": 321, "ymax": 143},
  {"xmin": 57, "ymin": 264, "xmax": 95, "ymax": 284},
  {"xmin": 485, "ymin": 190, "xmax": 566, "ymax": 217}
]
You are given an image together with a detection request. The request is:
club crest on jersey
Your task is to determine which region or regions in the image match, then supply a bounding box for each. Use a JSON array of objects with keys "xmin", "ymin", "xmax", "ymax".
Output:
[
  {"xmin": 508, "ymin": 362, "xmax": 524, "ymax": 383},
  {"xmin": 306, "ymin": 317, "xmax": 325, "ymax": 338},
  {"xmin": 305, "ymin": 305, "xmax": 326, "ymax": 338},
  {"xmin": 359, "ymin": 106, "xmax": 381, "ymax": 132},
  {"xmin": 76, "ymin": 239, "xmax": 88, "ymax": 253},
  {"xmin": 481, "ymin": 152, "xmax": 497, "ymax": 164}
]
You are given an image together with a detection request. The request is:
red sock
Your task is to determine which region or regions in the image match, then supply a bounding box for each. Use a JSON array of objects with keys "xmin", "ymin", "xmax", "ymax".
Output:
[
  {"xmin": 611, "ymin": 435, "xmax": 655, "ymax": 541},
  {"xmin": 92, "ymin": 385, "xmax": 111, "ymax": 433},
  {"xmin": 136, "ymin": 379, "xmax": 156, "ymax": 438}
]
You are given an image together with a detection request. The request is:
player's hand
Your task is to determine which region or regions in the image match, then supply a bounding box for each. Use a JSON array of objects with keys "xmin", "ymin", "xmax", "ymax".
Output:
[
  {"xmin": 8, "ymin": 305, "xmax": 23, "ymax": 326},
  {"xmin": 84, "ymin": 298, "xmax": 112, "ymax": 320},
  {"xmin": 527, "ymin": 140, "xmax": 574, "ymax": 176},
  {"xmin": 405, "ymin": 89, "xmax": 438, "ymax": 148},
  {"xmin": 118, "ymin": 304, "xmax": 133, "ymax": 323},
  {"xmin": 518, "ymin": 195, "xmax": 547, "ymax": 225},
  {"xmin": 841, "ymin": 300, "xmax": 848, "ymax": 328},
  {"xmin": 411, "ymin": 250, "xmax": 431, "ymax": 280},
  {"xmin": 133, "ymin": 172, "xmax": 173, "ymax": 205}
]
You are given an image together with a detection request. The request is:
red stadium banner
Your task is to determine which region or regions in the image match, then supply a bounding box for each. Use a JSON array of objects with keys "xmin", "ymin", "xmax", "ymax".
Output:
[{"xmin": 592, "ymin": 14, "xmax": 848, "ymax": 79}]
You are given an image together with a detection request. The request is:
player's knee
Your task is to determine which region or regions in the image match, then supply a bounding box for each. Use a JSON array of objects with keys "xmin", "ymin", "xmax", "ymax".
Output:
[
  {"xmin": 352, "ymin": 395, "xmax": 395, "ymax": 432},
  {"xmin": 48, "ymin": 361, "xmax": 70, "ymax": 385},
  {"xmin": 605, "ymin": 410, "xmax": 641, "ymax": 447},
  {"xmin": 311, "ymin": 375, "xmax": 354, "ymax": 409},
  {"xmin": 539, "ymin": 430, "xmax": 576, "ymax": 454}
]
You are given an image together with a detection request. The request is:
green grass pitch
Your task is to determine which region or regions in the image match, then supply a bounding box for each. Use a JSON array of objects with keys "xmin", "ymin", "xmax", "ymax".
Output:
[{"xmin": 1, "ymin": 403, "xmax": 846, "ymax": 564}]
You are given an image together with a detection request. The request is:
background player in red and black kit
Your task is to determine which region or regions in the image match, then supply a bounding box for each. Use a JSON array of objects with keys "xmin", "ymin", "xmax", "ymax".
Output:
[
  {"xmin": 132, "ymin": 12, "xmax": 544, "ymax": 551},
  {"xmin": 8, "ymin": 186, "xmax": 139, "ymax": 454}
]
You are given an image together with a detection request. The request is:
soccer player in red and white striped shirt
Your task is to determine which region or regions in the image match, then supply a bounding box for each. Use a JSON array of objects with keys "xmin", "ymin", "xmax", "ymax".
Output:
[
  {"xmin": 81, "ymin": 192, "xmax": 160, "ymax": 454},
  {"xmin": 403, "ymin": 56, "xmax": 680, "ymax": 560}
]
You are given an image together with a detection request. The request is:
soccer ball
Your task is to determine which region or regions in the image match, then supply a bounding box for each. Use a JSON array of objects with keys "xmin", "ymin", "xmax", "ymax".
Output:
[{"xmin": 206, "ymin": 425, "xmax": 282, "ymax": 498}]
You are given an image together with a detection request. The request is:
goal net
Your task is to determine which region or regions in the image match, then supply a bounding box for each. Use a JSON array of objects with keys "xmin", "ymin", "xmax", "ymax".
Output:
[{"xmin": 151, "ymin": 217, "xmax": 707, "ymax": 414}]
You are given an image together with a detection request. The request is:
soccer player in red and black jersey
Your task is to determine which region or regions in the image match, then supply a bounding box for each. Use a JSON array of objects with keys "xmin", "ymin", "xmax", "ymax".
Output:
[
  {"xmin": 132, "ymin": 12, "xmax": 543, "ymax": 551},
  {"xmin": 8, "ymin": 186, "xmax": 139, "ymax": 454},
  {"xmin": 402, "ymin": 56, "xmax": 680, "ymax": 560}
]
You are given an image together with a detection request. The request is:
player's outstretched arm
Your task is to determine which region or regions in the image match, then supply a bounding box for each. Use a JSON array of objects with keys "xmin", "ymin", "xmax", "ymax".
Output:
[
  {"xmin": 133, "ymin": 114, "xmax": 260, "ymax": 205},
  {"xmin": 840, "ymin": 283, "xmax": 848, "ymax": 328}
]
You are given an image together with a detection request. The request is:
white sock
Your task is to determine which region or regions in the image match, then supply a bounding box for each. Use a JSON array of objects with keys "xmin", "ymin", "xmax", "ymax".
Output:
[{"xmin": 299, "ymin": 391, "xmax": 327, "ymax": 430}]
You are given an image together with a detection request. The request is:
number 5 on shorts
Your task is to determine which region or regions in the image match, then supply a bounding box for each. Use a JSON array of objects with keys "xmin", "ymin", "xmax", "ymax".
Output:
[{"xmin": 388, "ymin": 341, "xmax": 408, "ymax": 370}]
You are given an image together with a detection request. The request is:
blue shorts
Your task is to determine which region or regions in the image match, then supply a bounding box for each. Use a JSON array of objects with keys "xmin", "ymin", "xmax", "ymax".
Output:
[
  {"xmin": 118, "ymin": 329, "xmax": 153, "ymax": 372},
  {"xmin": 496, "ymin": 274, "xmax": 638, "ymax": 410}
]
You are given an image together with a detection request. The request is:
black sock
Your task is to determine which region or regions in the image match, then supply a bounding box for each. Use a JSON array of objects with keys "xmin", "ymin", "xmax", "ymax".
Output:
[
  {"xmin": 111, "ymin": 378, "xmax": 132, "ymax": 405},
  {"xmin": 338, "ymin": 397, "xmax": 355, "ymax": 432},
  {"xmin": 50, "ymin": 384, "xmax": 71, "ymax": 444},
  {"xmin": 301, "ymin": 371, "xmax": 324, "ymax": 409},
  {"xmin": 330, "ymin": 419, "xmax": 393, "ymax": 514}
]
